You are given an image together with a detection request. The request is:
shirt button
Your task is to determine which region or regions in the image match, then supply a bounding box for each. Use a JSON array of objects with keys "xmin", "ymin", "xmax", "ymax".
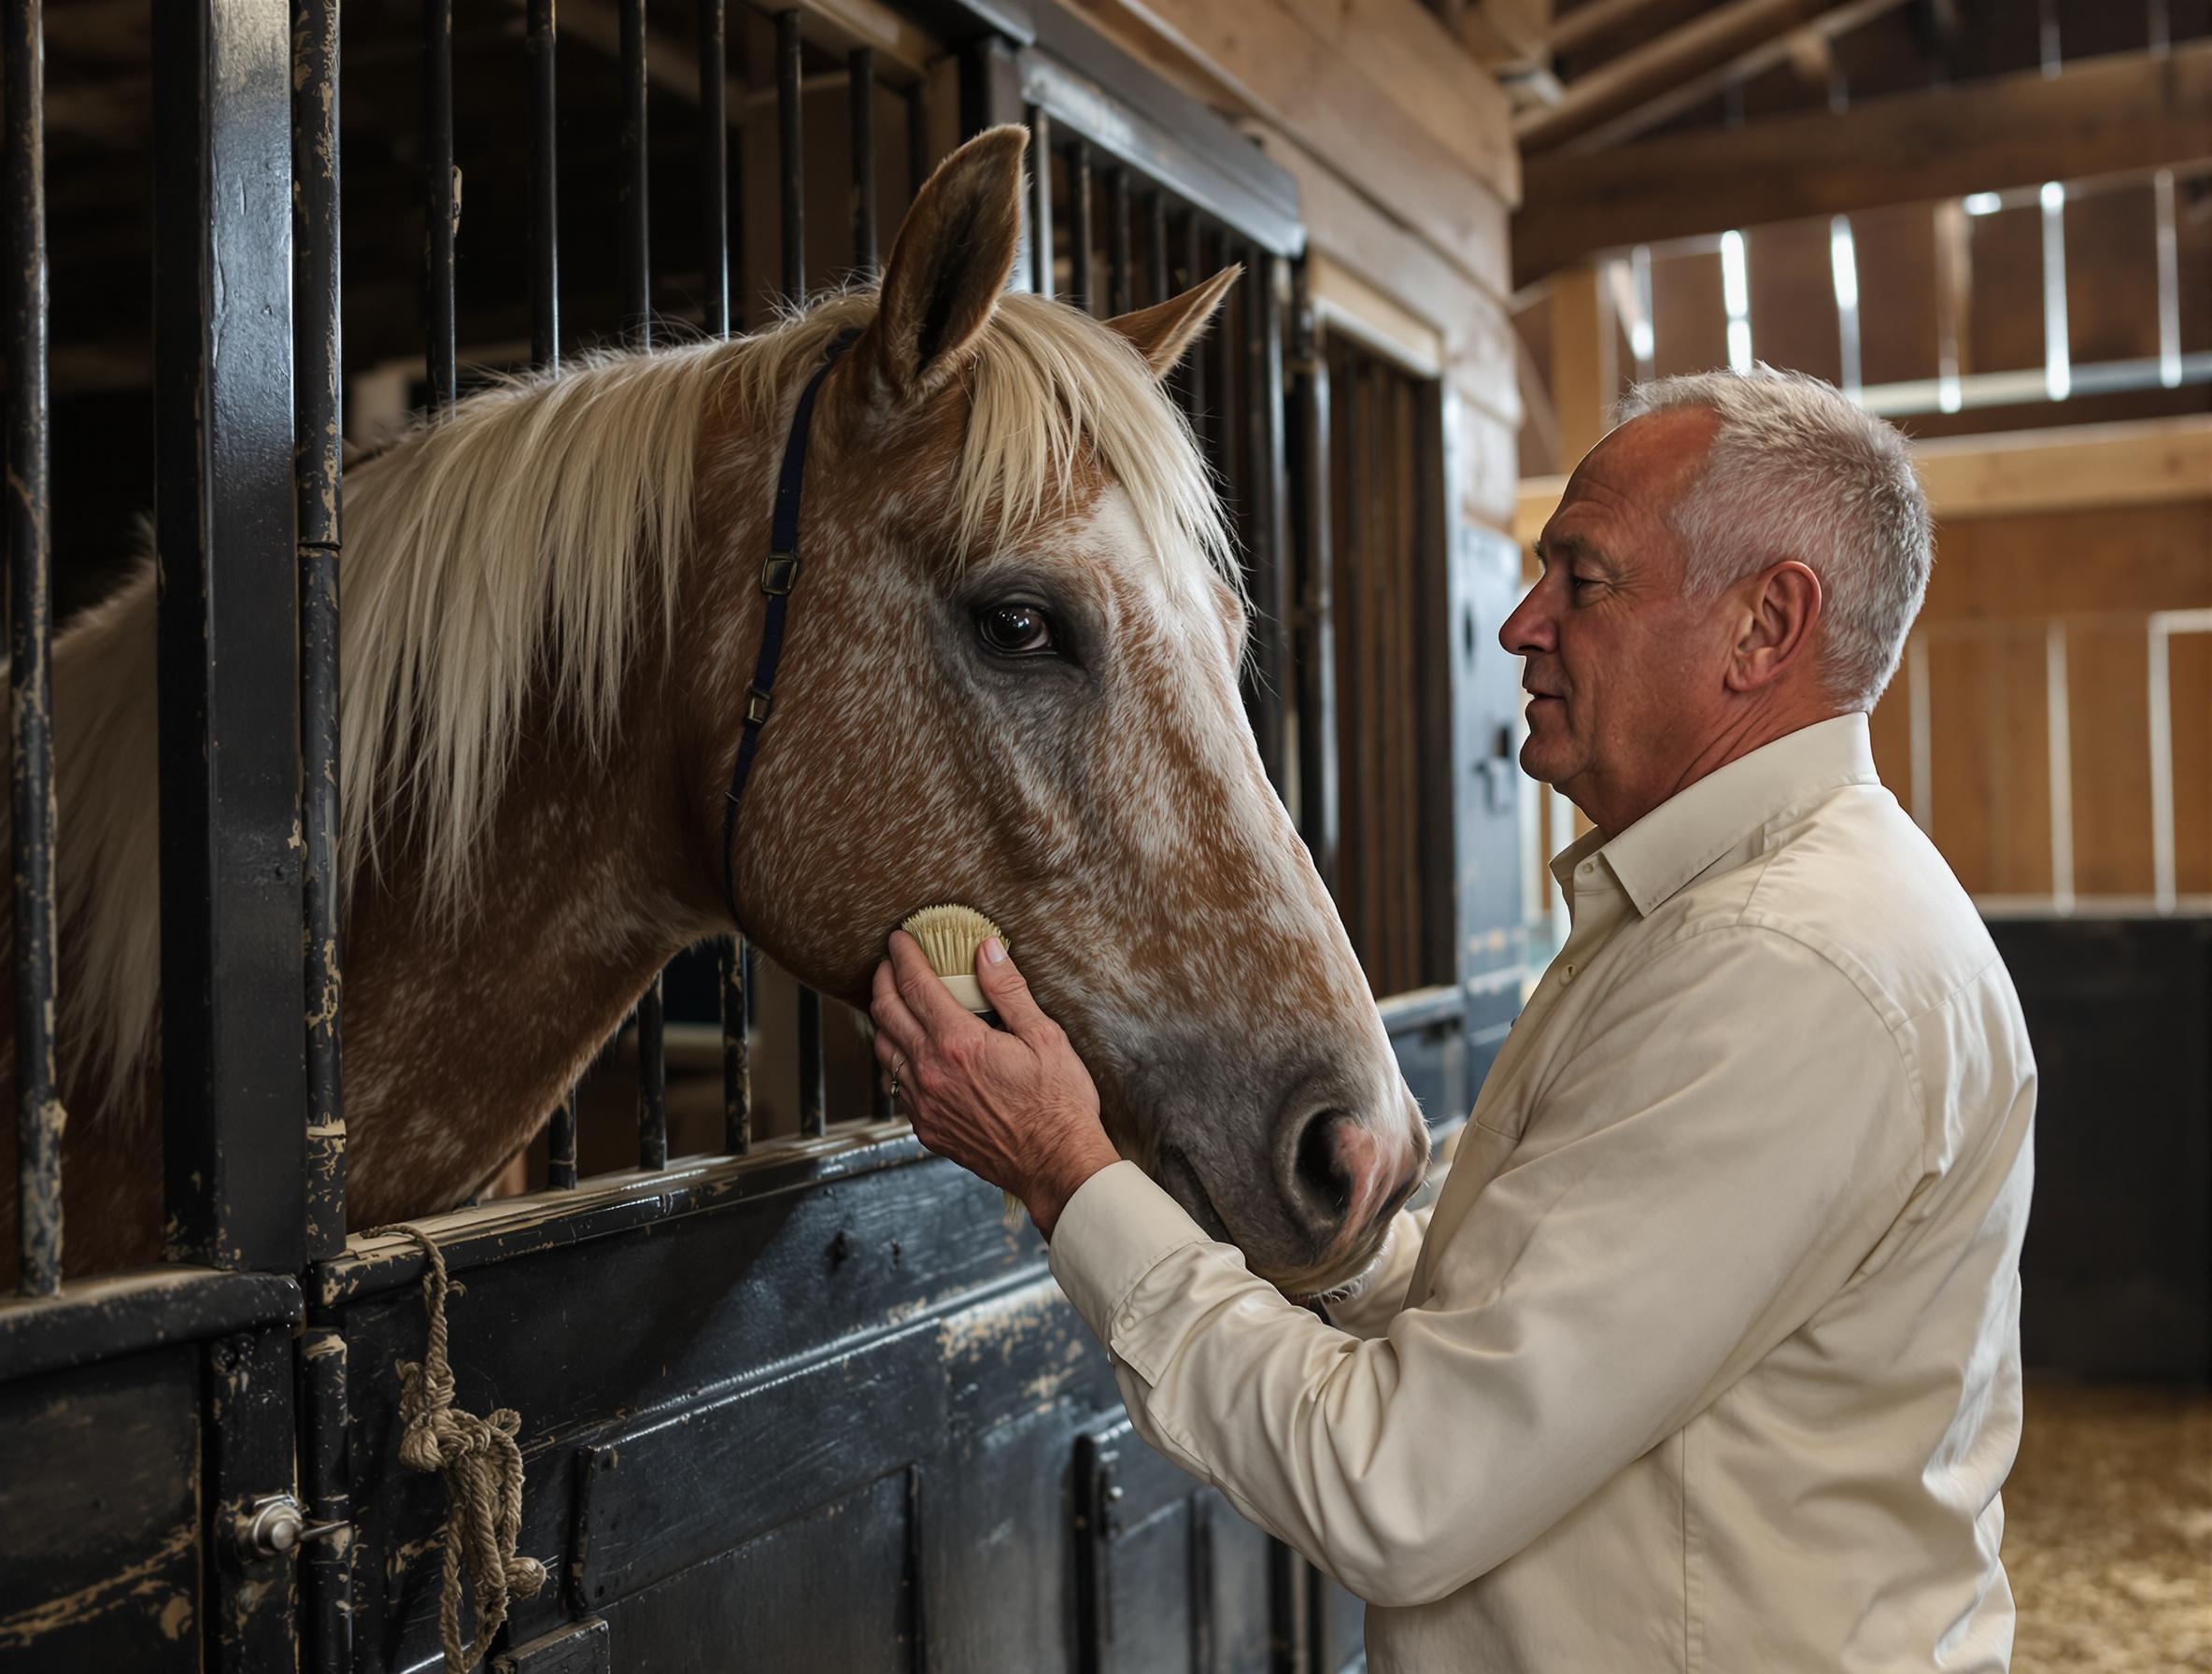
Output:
[
  {"xmin": 1118, "ymin": 1312, "xmax": 1136, "ymax": 1331},
  {"xmin": 1578, "ymin": 859, "xmax": 1595, "ymax": 876}
]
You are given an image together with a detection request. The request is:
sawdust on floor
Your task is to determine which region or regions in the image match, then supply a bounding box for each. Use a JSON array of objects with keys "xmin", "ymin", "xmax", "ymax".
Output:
[{"xmin": 2006, "ymin": 1379, "xmax": 2212, "ymax": 1673}]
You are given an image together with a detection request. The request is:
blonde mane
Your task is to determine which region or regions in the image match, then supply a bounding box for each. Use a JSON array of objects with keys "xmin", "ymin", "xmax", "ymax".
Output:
[{"xmin": 38, "ymin": 286, "xmax": 1237, "ymax": 1116}]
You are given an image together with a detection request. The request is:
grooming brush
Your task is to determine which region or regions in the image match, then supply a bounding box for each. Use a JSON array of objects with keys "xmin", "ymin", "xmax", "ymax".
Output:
[{"xmin": 900, "ymin": 903, "xmax": 1008, "ymax": 1025}]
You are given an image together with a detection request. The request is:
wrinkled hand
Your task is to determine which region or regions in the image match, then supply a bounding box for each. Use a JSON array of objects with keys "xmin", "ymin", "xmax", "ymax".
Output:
[{"xmin": 870, "ymin": 931, "xmax": 1119, "ymax": 1238}]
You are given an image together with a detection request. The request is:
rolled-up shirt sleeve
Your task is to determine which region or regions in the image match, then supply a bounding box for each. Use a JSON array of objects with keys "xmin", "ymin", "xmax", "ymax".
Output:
[{"xmin": 1047, "ymin": 925, "xmax": 1926, "ymax": 1609}]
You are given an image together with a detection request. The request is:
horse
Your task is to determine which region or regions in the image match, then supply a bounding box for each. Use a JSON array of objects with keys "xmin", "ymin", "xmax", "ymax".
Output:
[{"xmin": 0, "ymin": 126, "xmax": 1427, "ymax": 1297}]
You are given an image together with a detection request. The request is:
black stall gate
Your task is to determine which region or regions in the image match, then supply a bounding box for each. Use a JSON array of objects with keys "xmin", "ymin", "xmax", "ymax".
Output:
[{"xmin": 0, "ymin": 4, "xmax": 1525, "ymax": 1670}]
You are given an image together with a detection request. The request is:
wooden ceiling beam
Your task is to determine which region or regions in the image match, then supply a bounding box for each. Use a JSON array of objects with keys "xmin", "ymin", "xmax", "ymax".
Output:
[
  {"xmin": 1513, "ymin": 39, "xmax": 2212, "ymax": 285},
  {"xmin": 1518, "ymin": 0, "xmax": 1909, "ymax": 154},
  {"xmin": 1547, "ymin": 0, "xmax": 1694, "ymax": 60},
  {"xmin": 1549, "ymin": 0, "xmax": 1908, "ymax": 153}
]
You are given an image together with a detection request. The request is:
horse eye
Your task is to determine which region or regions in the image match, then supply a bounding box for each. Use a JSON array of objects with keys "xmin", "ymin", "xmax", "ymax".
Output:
[{"xmin": 977, "ymin": 603, "xmax": 1056, "ymax": 657}]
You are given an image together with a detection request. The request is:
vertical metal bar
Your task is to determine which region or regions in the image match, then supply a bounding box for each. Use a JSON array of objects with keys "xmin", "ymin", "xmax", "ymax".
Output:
[
  {"xmin": 299, "ymin": 1326, "xmax": 353, "ymax": 1674},
  {"xmin": 1068, "ymin": 142, "xmax": 1094, "ymax": 314},
  {"xmin": 546, "ymin": 1088, "xmax": 578, "ymax": 1189},
  {"xmin": 773, "ymin": 7, "xmax": 825, "ymax": 1132},
  {"xmin": 1245, "ymin": 253, "xmax": 1291, "ymax": 796},
  {"xmin": 637, "ymin": 974, "xmax": 667, "ymax": 1169},
  {"xmin": 1146, "ymin": 191, "xmax": 1168, "ymax": 306},
  {"xmin": 1205, "ymin": 225, "xmax": 1235, "ymax": 472},
  {"xmin": 1105, "ymin": 165, "xmax": 1130, "ymax": 316},
  {"xmin": 850, "ymin": 47, "xmax": 877, "ymax": 274},
  {"xmin": 1182, "ymin": 212, "xmax": 1205, "ymax": 429},
  {"xmin": 619, "ymin": 0, "xmax": 650, "ymax": 344},
  {"xmin": 615, "ymin": 0, "xmax": 666, "ymax": 1162},
  {"xmin": 1027, "ymin": 107, "xmax": 1054, "ymax": 299},
  {"xmin": 295, "ymin": 0, "xmax": 347, "ymax": 1262},
  {"xmin": 721, "ymin": 940, "xmax": 750, "ymax": 1153},
  {"xmin": 777, "ymin": 7, "xmax": 804, "ymax": 300},
  {"xmin": 154, "ymin": 0, "xmax": 306, "ymax": 1275},
  {"xmin": 799, "ymin": 978, "xmax": 826, "ymax": 1138},
  {"xmin": 699, "ymin": 0, "xmax": 729, "ymax": 337},
  {"xmin": 529, "ymin": 0, "xmax": 560, "ymax": 369},
  {"xmin": 693, "ymin": 0, "xmax": 750, "ymax": 1150},
  {"xmin": 424, "ymin": 0, "xmax": 457, "ymax": 409},
  {"xmin": 1288, "ymin": 277, "xmax": 1340, "ymax": 895},
  {"xmin": 7, "ymin": 0, "xmax": 59, "ymax": 1297},
  {"xmin": 907, "ymin": 73, "xmax": 929, "ymax": 194}
]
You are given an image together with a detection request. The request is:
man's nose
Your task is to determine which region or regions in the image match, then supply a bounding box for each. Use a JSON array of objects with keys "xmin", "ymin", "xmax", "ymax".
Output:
[{"xmin": 1499, "ymin": 578, "xmax": 1555, "ymax": 657}]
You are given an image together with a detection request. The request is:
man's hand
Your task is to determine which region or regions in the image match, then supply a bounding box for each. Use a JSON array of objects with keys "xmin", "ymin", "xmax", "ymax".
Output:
[{"xmin": 870, "ymin": 931, "xmax": 1120, "ymax": 1237}]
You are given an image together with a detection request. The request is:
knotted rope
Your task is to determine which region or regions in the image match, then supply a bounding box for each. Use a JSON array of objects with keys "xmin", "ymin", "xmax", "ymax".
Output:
[{"xmin": 384, "ymin": 1226, "xmax": 547, "ymax": 1673}]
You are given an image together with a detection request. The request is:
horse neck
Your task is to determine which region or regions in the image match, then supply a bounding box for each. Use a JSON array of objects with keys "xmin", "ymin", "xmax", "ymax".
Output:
[{"xmin": 337, "ymin": 645, "xmax": 720, "ymax": 1227}]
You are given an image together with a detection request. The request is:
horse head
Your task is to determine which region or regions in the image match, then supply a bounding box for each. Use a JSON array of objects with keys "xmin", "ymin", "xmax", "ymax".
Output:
[{"xmin": 694, "ymin": 128, "xmax": 1427, "ymax": 1293}]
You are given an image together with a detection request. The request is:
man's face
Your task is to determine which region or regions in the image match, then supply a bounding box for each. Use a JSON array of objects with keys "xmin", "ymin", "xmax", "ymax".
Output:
[{"xmin": 1499, "ymin": 409, "xmax": 1732, "ymax": 831}]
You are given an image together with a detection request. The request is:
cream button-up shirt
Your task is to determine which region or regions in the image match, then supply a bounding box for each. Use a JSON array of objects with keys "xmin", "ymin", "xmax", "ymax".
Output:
[{"xmin": 1049, "ymin": 714, "xmax": 2036, "ymax": 1672}]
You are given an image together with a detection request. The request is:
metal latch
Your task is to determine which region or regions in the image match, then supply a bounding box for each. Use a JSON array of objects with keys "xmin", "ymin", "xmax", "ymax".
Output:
[{"xmin": 230, "ymin": 1493, "xmax": 347, "ymax": 1563}]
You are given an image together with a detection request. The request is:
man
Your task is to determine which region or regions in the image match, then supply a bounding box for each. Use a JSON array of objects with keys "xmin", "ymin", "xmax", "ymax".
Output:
[{"xmin": 871, "ymin": 366, "xmax": 2035, "ymax": 1671}]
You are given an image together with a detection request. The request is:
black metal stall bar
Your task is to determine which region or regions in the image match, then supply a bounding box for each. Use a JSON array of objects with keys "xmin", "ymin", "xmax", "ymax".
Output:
[
  {"xmin": 1105, "ymin": 166, "xmax": 1130, "ymax": 316},
  {"xmin": 529, "ymin": 0, "xmax": 560, "ymax": 370},
  {"xmin": 700, "ymin": 0, "xmax": 730, "ymax": 336},
  {"xmin": 1027, "ymin": 107, "xmax": 1054, "ymax": 298},
  {"xmin": 777, "ymin": 8, "xmax": 805, "ymax": 301},
  {"xmin": 1181, "ymin": 210, "xmax": 1203, "ymax": 433},
  {"xmin": 1068, "ymin": 141, "xmax": 1093, "ymax": 315},
  {"xmin": 1242, "ymin": 253, "xmax": 1290, "ymax": 795},
  {"xmin": 619, "ymin": 0, "xmax": 672, "ymax": 1172},
  {"xmin": 424, "ymin": 0, "xmax": 458, "ymax": 410},
  {"xmin": 775, "ymin": 7, "xmax": 827, "ymax": 1138},
  {"xmin": 698, "ymin": 0, "xmax": 752, "ymax": 1156},
  {"xmin": 153, "ymin": 0, "xmax": 306, "ymax": 1273},
  {"xmin": 851, "ymin": 48, "xmax": 877, "ymax": 274},
  {"xmin": 7, "ymin": 0, "xmax": 58, "ymax": 1298},
  {"xmin": 1146, "ymin": 192, "xmax": 1167, "ymax": 309},
  {"xmin": 295, "ymin": 0, "xmax": 347, "ymax": 1261},
  {"xmin": 1287, "ymin": 277, "xmax": 1340, "ymax": 897},
  {"xmin": 529, "ymin": 0, "xmax": 581, "ymax": 1191},
  {"xmin": 851, "ymin": 43, "xmax": 896, "ymax": 1128},
  {"xmin": 548, "ymin": 1090, "xmax": 579, "ymax": 1190}
]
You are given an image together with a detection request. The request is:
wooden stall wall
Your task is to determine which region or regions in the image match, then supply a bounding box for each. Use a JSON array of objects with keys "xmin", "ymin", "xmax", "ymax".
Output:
[{"xmin": 1865, "ymin": 487, "xmax": 2212, "ymax": 906}]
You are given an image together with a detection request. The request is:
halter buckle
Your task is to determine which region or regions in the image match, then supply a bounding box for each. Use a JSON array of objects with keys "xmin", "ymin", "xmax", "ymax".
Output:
[
  {"xmin": 744, "ymin": 686, "xmax": 774, "ymax": 724},
  {"xmin": 761, "ymin": 553, "xmax": 800, "ymax": 596}
]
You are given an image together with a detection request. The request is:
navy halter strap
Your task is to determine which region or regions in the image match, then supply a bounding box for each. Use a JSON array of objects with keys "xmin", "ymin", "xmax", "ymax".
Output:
[{"xmin": 720, "ymin": 328, "xmax": 860, "ymax": 925}]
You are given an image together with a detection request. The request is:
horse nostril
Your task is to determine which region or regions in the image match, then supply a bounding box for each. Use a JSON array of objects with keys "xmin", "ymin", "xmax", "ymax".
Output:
[{"xmin": 1293, "ymin": 1110, "xmax": 1354, "ymax": 1220}]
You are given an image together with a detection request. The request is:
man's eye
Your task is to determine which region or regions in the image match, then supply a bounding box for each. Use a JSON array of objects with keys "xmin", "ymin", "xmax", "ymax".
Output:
[
  {"xmin": 1570, "ymin": 575, "xmax": 1599, "ymax": 591},
  {"xmin": 977, "ymin": 603, "xmax": 1056, "ymax": 656}
]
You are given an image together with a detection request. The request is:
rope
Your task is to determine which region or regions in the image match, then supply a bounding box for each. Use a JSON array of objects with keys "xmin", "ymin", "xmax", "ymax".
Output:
[{"xmin": 383, "ymin": 1226, "xmax": 547, "ymax": 1673}]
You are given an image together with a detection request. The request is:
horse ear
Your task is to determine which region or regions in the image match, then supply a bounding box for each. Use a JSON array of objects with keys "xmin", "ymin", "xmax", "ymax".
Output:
[
  {"xmin": 864, "ymin": 124, "xmax": 1028, "ymax": 402},
  {"xmin": 1105, "ymin": 266, "xmax": 1241, "ymax": 380}
]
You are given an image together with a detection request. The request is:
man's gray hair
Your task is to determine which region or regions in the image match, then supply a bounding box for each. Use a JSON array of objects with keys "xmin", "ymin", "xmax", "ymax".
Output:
[{"xmin": 1617, "ymin": 365, "xmax": 1931, "ymax": 711}]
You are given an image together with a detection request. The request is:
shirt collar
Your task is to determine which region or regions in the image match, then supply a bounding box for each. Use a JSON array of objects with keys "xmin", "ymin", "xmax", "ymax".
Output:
[{"xmin": 1551, "ymin": 715, "xmax": 1880, "ymax": 920}]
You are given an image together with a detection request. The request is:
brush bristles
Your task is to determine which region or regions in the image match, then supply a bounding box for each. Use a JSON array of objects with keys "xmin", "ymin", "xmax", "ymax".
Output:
[{"xmin": 900, "ymin": 903, "xmax": 1005, "ymax": 979}]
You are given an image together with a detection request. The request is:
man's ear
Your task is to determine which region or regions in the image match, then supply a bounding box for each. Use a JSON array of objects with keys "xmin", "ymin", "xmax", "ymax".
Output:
[
  {"xmin": 1105, "ymin": 267, "xmax": 1241, "ymax": 380},
  {"xmin": 1727, "ymin": 560, "xmax": 1822, "ymax": 692},
  {"xmin": 859, "ymin": 124, "xmax": 1028, "ymax": 403}
]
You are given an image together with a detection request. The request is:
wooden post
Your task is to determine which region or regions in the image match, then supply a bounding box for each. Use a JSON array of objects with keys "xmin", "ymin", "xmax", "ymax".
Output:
[{"xmin": 1548, "ymin": 263, "xmax": 1616, "ymax": 470}]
